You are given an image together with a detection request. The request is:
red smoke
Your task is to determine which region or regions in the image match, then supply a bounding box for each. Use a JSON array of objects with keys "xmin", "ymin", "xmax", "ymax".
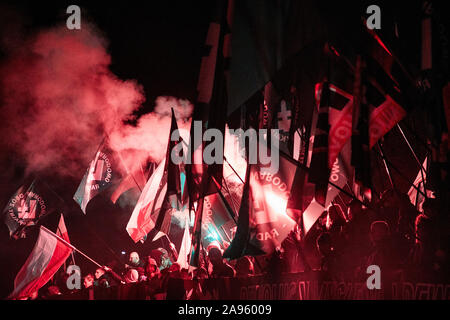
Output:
[{"xmin": 0, "ymin": 24, "xmax": 193, "ymax": 178}]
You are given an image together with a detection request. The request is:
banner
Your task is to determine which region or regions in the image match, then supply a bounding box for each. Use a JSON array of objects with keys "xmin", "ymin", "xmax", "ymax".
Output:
[
  {"xmin": 4, "ymin": 179, "xmax": 65, "ymax": 239},
  {"xmin": 52, "ymin": 272, "xmax": 450, "ymax": 300},
  {"xmin": 73, "ymin": 139, "xmax": 117, "ymax": 214}
]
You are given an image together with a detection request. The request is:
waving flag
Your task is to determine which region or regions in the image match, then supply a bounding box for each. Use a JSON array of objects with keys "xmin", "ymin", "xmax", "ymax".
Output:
[
  {"xmin": 224, "ymin": 150, "xmax": 298, "ymax": 259},
  {"xmin": 8, "ymin": 222, "xmax": 72, "ymax": 300},
  {"xmin": 4, "ymin": 180, "xmax": 65, "ymax": 239},
  {"xmin": 176, "ymin": 211, "xmax": 192, "ymax": 270},
  {"xmin": 408, "ymin": 157, "xmax": 433, "ymax": 212},
  {"xmin": 126, "ymin": 158, "xmax": 167, "ymax": 243},
  {"xmin": 110, "ymin": 162, "xmax": 148, "ymax": 204},
  {"xmin": 126, "ymin": 110, "xmax": 185, "ymax": 243},
  {"xmin": 308, "ymin": 81, "xmax": 331, "ymax": 206},
  {"xmin": 201, "ymin": 189, "xmax": 236, "ymax": 248},
  {"xmin": 368, "ymin": 95, "xmax": 406, "ymax": 148},
  {"xmin": 73, "ymin": 139, "xmax": 116, "ymax": 214}
]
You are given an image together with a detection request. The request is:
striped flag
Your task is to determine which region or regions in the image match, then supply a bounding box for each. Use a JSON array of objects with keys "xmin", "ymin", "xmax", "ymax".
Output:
[
  {"xmin": 8, "ymin": 220, "xmax": 72, "ymax": 300},
  {"xmin": 56, "ymin": 214, "xmax": 70, "ymax": 242}
]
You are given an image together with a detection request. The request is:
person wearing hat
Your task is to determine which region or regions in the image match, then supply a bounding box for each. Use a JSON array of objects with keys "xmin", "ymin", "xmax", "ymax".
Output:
[
  {"xmin": 124, "ymin": 268, "xmax": 139, "ymax": 284},
  {"xmin": 145, "ymin": 257, "xmax": 160, "ymax": 280},
  {"xmin": 124, "ymin": 252, "xmax": 146, "ymax": 282}
]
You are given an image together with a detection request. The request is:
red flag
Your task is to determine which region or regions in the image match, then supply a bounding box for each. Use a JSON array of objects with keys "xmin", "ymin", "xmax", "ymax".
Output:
[
  {"xmin": 56, "ymin": 214, "xmax": 70, "ymax": 242},
  {"xmin": 408, "ymin": 157, "xmax": 433, "ymax": 212},
  {"xmin": 328, "ymin": 84, "xmax": 353, "ymax": 168},
  {"xmin": 8, "ymin": 226, "xmax": 72, "ymax": 300},
  {"xmin": 369, "ymin": 95, "xmax": 406, "ymax": 149},
  {"xmin": 126, "ymin": 159, "xmax": 167, "ymax": 243}
]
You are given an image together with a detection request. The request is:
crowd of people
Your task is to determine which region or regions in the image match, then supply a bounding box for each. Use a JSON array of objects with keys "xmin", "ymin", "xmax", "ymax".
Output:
[
  {"xmin": 21, "ymin": 189, "xmax": 449, "ymax": 300},
  {"xmin": 281, "ymin": 189, "xmax": 450, "ymax": 284}
]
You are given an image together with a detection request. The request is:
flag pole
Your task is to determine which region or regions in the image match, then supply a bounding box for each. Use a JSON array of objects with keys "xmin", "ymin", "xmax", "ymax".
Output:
[
  {"xmin": 372, "ymin": 146, "xmax": 427, "ymax": 198},
  {"xmin": 223, "ymin": 156, "xmax": 245, "ymax": 184},
  {"xmin": 396, "ymin": 123, "xmax": 428, "ymax": 197},
  {"xmin": 40, "ymin": 226, "xmax": 103, "ymax": 268}
]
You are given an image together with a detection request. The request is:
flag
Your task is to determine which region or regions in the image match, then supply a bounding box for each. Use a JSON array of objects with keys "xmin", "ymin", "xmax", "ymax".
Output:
[
  {"xmin": 408, "ymin": 157, "xmax": 433, "ymax": 212},
  {"xmin": 126, "ymin": 111, "xmax": 184, "ymax": 243},
  {"xmin": 223, "ymin": 165, "xmax": 265, "ymax": 260},
  {"xmin": 328, "ymin": 83, "xmax": 354, "ymax": 168},
  {"xmin": 3, "ymin": 179, "xmax": 65, "ymax": 239},
  {"xmin": 369, "ymin": 95, "xmax": 406, "ymax": 149},
  {"xmin": 351, "ymin": 56, "xmax": 372, "ymax": 194},
  {"xmin": 189, "ymin": 197, "xmax": 204, "ymax": 267},
  {"xmin": 296, "ymin": 144, "xmax": 352, "ymax": 236},
  {"xmin": 227, "ymin": 0, "xmax": 328, "ymax": 116},
  {"xmin": 110, "ymin": 162, "xmax": 148, "ymax": 204},
  {"xmin": 8, "ymin": 226, "xmax": 72, "ymax": 299},
  {"xmin": 187, "ymin": 0, "xmax": 230, "ymax": 203},
  {"xmin": 167, "ymin": 108, "xmax": 184, "ymax": 209},
  {"xmin": 73, "ymin": 138, "xmax": 117, "ymax": 214},
  {"xmin": 176, "ymin": 212, "xmax": 192, "ymax": 270},
  {"xmin": 224, "ymin": 149, "xmax": 299, "ymax": 259},
  {"xmin": 56, "ymin": 214, "xmax": 70, "ymax": 242},
  {"xmin": 126, "ymin": 159, "xmax": 167, "ymax": 243},
  {"xmin": 308, "ymin": 81, "xmax": 331, "ymax": 206},
  {"xmin": 201, "ymin": 190, "xmax": 236, "ymax": 247}
]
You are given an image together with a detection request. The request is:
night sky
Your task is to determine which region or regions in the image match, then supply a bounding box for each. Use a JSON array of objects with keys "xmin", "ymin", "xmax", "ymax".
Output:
[
  {"xmin": 0, "ymin": 0, "xmax": 443, "ymax": 299},
  {"xmin": 0, "ymin": 0, "xmax": 214, "ymax": 299}
]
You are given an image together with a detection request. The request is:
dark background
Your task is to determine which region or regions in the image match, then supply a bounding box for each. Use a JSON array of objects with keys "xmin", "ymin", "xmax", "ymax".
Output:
[{"xmin": 0, "ymin": 0, "xmax": 439, "ymax": 299}]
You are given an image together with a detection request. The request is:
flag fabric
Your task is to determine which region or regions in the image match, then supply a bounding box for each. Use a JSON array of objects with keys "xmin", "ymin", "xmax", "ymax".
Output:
[
  {"xmin": 265, "ymin": 81, "xmax": 296, "ymax": 155},
  {"xmin": 351, "ymin": 56, "xmax": 372, "ymax": 193},
  {"xmin": 3, "ymin": 179, "xmax": 65, "ymax": 239},
  {"xmin": 126, "ymin": 159, "xmax": 167, "ymax": 243},
  {"xmin": 187, "ymin": 0, "xmax": 230, "ymax": 204},
  {"xmin": 176, "ymin": 211, "xmax": 192, "ymax": 270},
  {"xmin": 201, "ymin": 190, "xmax": 236, "ymax": 248},
  {"xmin": 110, "ymin": 162, "xmax": 147, "ymax": 204},
  {"xmin": 189, "ymin": 197, "xmax": 204, "ymax": 267},
  {"xmin": 8, "ymin": 226, "xmax": 72, "ymax": 299},
  {"xmin": 223, "ymin": 165, "xmax": 265, "ymax": 260},
  {"xmin": 308, "ymin": 81, "xmax": 331, "ymax": 206},
  {"xmin": 126, "ymin": 111, "xmax": 184, "ymax": 243},
  {"xmin": 368, "ymin": 95, "xmax": 406, "ymax": 149},
  {"xmin": 224, "ymin": 148, "xmax": 299, "ymax": 259},
  {"xmin": 408, "ymin": 157, "xmax": 431, "ymax": 212},
  {"xmin": 167, "ymin": 108, "xmax": 184, "ymax": 209},
  {"xmin": 73, "ymin": 138, "xmax": 117, "ymax": 214},
  {"xmin": 227, "ymin": 0, "xmax": 328, "ymax": 116},
  {"xmin": 56, "ymin": 214, "xmax": 70, "ymax": 242},
  {"xmin": 328, "ymin": 84, "xmax": 354, "ymax": 168}
]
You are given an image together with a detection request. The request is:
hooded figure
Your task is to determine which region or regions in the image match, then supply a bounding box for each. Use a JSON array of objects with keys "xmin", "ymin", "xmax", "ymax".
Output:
[{"xmin": 124, "ymin": 269, "xmax": 139, "ymax": 284}]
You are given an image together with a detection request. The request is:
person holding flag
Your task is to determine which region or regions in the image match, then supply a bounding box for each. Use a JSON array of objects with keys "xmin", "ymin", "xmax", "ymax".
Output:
[{"xmin": 8, "ymin": 214, "xmax": 73, "ymax": 300}]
